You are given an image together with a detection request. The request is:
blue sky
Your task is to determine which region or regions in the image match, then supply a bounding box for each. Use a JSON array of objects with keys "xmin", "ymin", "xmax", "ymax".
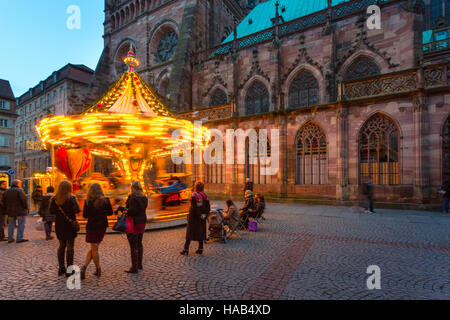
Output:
[{"xmin": 0, "ymin": 0, "xmax": 104, "ymax": 97}]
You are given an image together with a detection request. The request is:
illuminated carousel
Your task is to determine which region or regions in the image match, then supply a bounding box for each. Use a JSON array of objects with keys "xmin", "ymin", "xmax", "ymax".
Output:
[{"xmin": 36, "ymin": 48, "xmax": 209, "ymax": 230}]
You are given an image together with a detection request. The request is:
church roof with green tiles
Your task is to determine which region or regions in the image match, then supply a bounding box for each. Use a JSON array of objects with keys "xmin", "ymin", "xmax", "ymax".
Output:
[{"xmin": 223, "ymin": 0, "xmax": 350, "ymax": 43}]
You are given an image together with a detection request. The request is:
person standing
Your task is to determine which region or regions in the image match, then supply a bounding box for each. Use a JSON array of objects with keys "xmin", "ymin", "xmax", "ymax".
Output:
[
  {"xmin": 38, "ymin": 186, "xmax": 56, "ymax": 240},
  {"xmin": 124, "ymin": 181, "xmax": 148, "ymax": 274},
  {"xmin": 80, "ymin": 183, "xmax": 113, "ymax": 279},
  {"xmin": 243, "ymin": 178, "xmax": 253, "ymax": 197},
  {"xmin": 362, "ymin": 177, "xmax": 375, "ymax": 214},
  {"xmin": 0, "ymin": 180, "xmax": 8, "ymax": 241},
  {"xmin": 440, "ymin": 180, "xmax": 450, "ymax": 214},
  {"xmin": 32, "ymin": 185, "xmax": 43, "ymax": 212},
  {"xmin": 180, "ymin": 181, "xmax": 210, "ymax": 256},
  {"xmin": 50, "ymin": 180, "xmax": 80, "ymax": 276},
  {"xmin": 3, "ymin": 180, "xmax": 28, "ymax": 243}
]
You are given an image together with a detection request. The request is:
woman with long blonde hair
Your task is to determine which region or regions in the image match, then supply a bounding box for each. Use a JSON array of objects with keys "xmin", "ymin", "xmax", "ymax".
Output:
[
  {"xmin": 80, "ymin": 183, "xmax": 113, "ymax": 279},
  {"xmin": 50, "ymin": 180, "xmax": 80, "ymax": 276},
  {"xmin": 124, "ymin": 181, "xmax": 148, "ymax": 273}
]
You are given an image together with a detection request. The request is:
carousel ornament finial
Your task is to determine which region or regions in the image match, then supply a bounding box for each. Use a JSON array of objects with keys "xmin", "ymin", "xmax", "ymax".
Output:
[{"xmin": 123, "ymin": 43, "xmax": 139, "ymax": 72}]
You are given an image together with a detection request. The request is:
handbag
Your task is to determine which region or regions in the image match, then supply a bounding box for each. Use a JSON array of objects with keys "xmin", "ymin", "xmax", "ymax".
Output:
[
  {"xmin": 55, "ymin": 201, "xmax": 80, "ymax": 233},
  {"xmin": 113, "ymin": 214, "xmax": 127, "ymax": 232},
  {"xmin": 248, "ymin": 219, "xmax": 258, "ymax": 232},
  {"xmin": 125, "ymin": 215, "xmax": 134, "ymax": 234}
]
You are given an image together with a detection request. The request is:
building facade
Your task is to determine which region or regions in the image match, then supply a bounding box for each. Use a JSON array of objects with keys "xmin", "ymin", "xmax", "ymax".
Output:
[
  {"xmin": 15, "ymin": 64, "xmax": 94, "ymax": 185},
  {"xmin": 90, "ymin": 0, "xmax": 450, "ymax": 205},
  {"xmin": 0, "ymin": 80, "xmax": 17, "ymax": 180}
]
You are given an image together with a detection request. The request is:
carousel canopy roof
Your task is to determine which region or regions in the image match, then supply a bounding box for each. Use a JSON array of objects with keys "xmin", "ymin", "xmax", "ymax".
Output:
[
  {"xmin": 36, "ymin": 47, "xmax": 209, "ymax": 159},
  {"xmin": 83, "ymin": 49, "xmax": 170, "ymax": 116}
]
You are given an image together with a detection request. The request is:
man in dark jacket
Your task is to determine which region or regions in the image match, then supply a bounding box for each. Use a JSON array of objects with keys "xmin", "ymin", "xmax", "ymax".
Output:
[
  {"xmin": 3, "ymin": 180, "xmax": 28, "ymax": 243},
  {"xmin": 441, "ymin": 180, "xmax": 450, "ymax": 214},
  {"xmin": 362, "ymin": 177, "xmax": 375, "ymax": 214},
  {"xmin": 0, "ymin": 180, "xmax": 7, "ymax": 241}
]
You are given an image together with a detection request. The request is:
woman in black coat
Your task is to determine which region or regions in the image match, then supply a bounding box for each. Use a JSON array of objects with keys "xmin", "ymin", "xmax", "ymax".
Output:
[
  {"xmin": 180, "ymin": 181, "xmax": 210, "ymax": 255},
  {"xmin": 50, "ymin": 180, "xmax": 80, "ymax": 276},
  {"xmin": 80, "ymin": 183, "xmax": 113, "ymax": 279},
  {"xmin": 124, "ymin": 181, "xmax": 148, "ymax": 274}
]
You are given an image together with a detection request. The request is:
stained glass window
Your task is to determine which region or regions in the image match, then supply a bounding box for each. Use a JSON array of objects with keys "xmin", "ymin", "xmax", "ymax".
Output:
[
  {"xmin": 156, "ymin": 31, "xmax": 178, "ymax": 62},
  {"xmin": 344, "ymin": 56, "xmax": 380, "ymax": 81},
  {"xmin": 245, "ymin": 133, "xmax": 272, "ymax": 185},
  {"xmin": 296, "ymin": 122, "xmax": 327, "ymax": 184},
  {"xmin": 359, "ymin": 114, "xmax": 399, "ymax": 185},
  {"xmin": 289, "ymin": 71, "xmax": 319, "ymax": 109},
  {"xmin": 245, "ymin": 81, "xmax": 269, "ymax": 115},
  {"xmin": 210, "ymin": 88, "xmax": 228, "ymax": 106}
]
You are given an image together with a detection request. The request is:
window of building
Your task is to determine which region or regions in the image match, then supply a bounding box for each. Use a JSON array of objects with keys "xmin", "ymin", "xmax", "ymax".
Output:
[
  {"xmin": 0, "ymin": 119, "xmax": 10, "ymax": 128},
  {"xmin": 156, "ymin": 31, "xmax": 178, "ymax": 63},
  {"xmin": 359, "ymin": 114, "xmax": 399, "ymax": 185},
  {"xmin": 0, "ymin": 155, "xmax": 9, "ymax": 166},
  {"xmin": 296, "ymin": 122, "xmax": 327, "ymax": 184},
  {"xmin": 344, "ymin": 56, "xmax": 380, "ymax": 81},
  {"xmin": 0, "ymin": 136, "xmax": 10, "ymax": 147},
  {"xmin": 210, "ymin": 88, "xmax": 228, "ymax": 106},
  {"xmin": 245, "ymin": 81, "xmax": 269, "ymax": 115},
  {"xmin": 289, "ymin": 71, "xmax": 319, "ymax": 109},
  {"xmin": 244, "ymin": 131, "xmax": 272, "ymax": 185},
  {"xmin": 0, "ymin": 100, "xmax": 10, "ymax": 110},
  {"xmin": 115, "ymin": 43, "xmax": 133, "ymax": 74},
  {"xmin": 204, "ymin": 143, "xmax": 225, "ymax": 184},
  {"xmin": 443, "ymin": 114, "xmax": 450, "ymax": 182},
  {"xmin": 430, "ymin": 0, "xmax": 443, "ymax": 28}
]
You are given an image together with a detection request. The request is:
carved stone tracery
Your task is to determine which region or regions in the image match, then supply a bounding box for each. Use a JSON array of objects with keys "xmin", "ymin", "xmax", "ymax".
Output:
[
  {"xmin": 282, "ymin": 35, "xmax": 323, "ymax": 84},
  {"xmin": 239, "ymin": 49, "xmax": 271, "ymax": 90}
]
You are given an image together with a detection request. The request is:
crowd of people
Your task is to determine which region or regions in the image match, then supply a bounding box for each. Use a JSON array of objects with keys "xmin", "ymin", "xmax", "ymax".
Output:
[{"xmin": 0, "ymin": 175, "xmax": 448, "ymax": 280}]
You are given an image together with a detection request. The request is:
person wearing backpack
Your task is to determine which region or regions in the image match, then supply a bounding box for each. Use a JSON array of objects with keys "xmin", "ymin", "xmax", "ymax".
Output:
[
  {"xmin": 38, "ymin": 186, "xmax": 55, "ymax": 240},
  {"xmin": 180, "ymin": 181, "xmax": 210, "ymax": 256},
  {"xmin": 80, "ymin": 183, "xmax": 113, "ymax": 279}
]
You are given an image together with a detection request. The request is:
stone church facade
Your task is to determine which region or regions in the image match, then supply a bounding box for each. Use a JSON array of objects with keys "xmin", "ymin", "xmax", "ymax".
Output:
[{"xmin": 90, "ymin": 0, "xmax": 450, "ymax": 206}]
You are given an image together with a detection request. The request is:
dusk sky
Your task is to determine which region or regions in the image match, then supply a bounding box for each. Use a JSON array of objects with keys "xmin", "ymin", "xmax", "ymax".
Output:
[{"xmin": 0, "ymin": 0, "xmax": 104, "ymax": 97}]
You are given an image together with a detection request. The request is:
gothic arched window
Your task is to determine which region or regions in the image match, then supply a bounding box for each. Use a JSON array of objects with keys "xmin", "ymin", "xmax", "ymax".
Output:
[
  {"xmin": 210, "ymin": 88, "xmax": 228, "ymax": 106},
  {"xmin": 245, "ymin": 132, "xmax": 272, "ymax": 185},
  {"xmin": 245, "ymin": 81, "xmax": 269, "ymax": 115},
  {"xmin": 359, "ymin": 114, "xmax": 399, "ymax": 185},
  {"xmin": 156, "ymin": 31, "xmax": 178, "ymax": 62},
  {"xmin": 443, "ymin": 115, "xmax": 450, "ymax": 183},
  {"xmin": 344, "ymin": 56, "xmax": 380, "ymax": 81},
  {"xmin": 115, "ymin": 42, "xmax": 133, "ymax": 75},
  {"xmin": 296, "ymin": 122, "xmax": 327, "ymax": 184},
  {"xmin": 289, "ymin": 71, "xmax": 319, "ymax": 109},
  {"xmin": 158, "ymin": 77, "xmax": 169, "ymax": 98}
]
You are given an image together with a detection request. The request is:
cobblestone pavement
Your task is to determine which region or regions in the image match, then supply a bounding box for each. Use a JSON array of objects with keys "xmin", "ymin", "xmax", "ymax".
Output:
[{"xmin": 0, "ymin": 202, "xmax": 449, "ymax": 300}]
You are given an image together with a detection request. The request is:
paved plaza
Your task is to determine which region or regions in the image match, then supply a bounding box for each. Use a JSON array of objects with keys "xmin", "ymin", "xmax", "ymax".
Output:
[{"xmin": 0, "ymin": 202, "xmax": 449, "ymax": 300}]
